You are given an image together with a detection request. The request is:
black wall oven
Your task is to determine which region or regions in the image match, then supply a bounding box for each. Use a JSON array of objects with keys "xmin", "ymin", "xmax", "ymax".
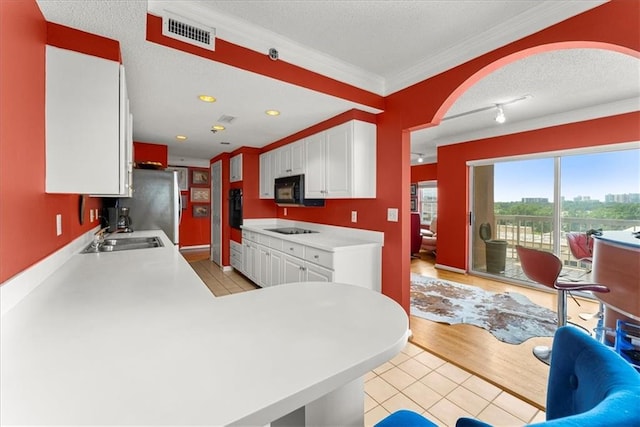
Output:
[{"xmin": 229, "ymin": 188, "xmax": 242, "ymax": 229}]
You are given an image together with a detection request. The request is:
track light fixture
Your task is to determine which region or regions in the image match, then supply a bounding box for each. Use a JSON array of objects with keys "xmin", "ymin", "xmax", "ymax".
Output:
[
  {"xmin": 441, "ymin": 94, "xmax": 531, "ymax": 123},
  {"xmin": 411, "ymin": 152, "xmax": 424, "ymax": 163},
  {"xmin": 495, "ymin": 105, "xmax": 506, "ymax": 124}
]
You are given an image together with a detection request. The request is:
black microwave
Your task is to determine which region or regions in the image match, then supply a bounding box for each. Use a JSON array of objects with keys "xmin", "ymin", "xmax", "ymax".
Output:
[{"xmin": 274, "ymin": 174, "xmax": 325, "ymax": 207}]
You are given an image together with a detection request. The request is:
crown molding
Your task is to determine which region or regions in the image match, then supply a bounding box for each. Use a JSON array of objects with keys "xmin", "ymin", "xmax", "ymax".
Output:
[
  {"xmin": 149, "ymin": 1, "xmax": 605, "ymax": 97},
  {"xmin": 385, "ymin": 0, "xmax": 607, "ymax": 95},
  {"xmin": 147, "ymin": 0, "xmax": 385, "ymax": 94}
]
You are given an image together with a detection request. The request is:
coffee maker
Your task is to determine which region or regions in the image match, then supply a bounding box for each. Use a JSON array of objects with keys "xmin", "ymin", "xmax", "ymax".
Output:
[{"xmin": 116, "ymin": 206, "xmax": 133, "ymax": 233}]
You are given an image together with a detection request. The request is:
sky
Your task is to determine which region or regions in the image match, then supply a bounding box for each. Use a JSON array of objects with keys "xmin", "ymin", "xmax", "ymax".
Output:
[{"xmin": 494, "ymin": 149, "xmax": 640, "ymax": 202}]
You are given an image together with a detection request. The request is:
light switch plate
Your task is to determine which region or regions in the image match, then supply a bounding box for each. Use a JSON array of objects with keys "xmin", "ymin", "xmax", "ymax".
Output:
[
  {"xmin": 351, "ymin": 211, "xmax": 357, "ymax": 223},
  {"xmin": 56, "ymin": 214, "xmax": 62, "ymax": 236},
  {"xmin": 387, "ymin": 208, "xmax": 398, "ymax": 222}
]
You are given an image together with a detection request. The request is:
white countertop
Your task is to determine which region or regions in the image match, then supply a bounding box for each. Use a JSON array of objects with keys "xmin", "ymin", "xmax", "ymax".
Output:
[
  {"xmin": 1, "ymin": 230, "xmax": 408, "ymax": 425},
  {"xmin": 241, "ymin": 219, "xmax": 384, "ymax": 252}
]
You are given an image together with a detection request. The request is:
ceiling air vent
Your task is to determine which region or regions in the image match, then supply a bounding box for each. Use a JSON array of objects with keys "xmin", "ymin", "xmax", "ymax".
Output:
[
  {"xmin": 162, "ymin": 11, "xmax": 215, "ymax": 51},
  {"xmin": 218, "ymin": 115, "xmax": 237, "ymax": 125}
]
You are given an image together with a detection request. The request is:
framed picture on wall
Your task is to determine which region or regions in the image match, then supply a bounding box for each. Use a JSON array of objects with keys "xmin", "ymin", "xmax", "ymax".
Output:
[
  {"xmin": 167, "ymin": 166, "xmax": 188, "ymax": 191},
  {"xmin": 192, "ymin": 205, "xmax": 209, "ymax": 218},
  {"xmin": 190, "ymin": 187, "xmax": 210, "ymax": 203},
  {"xmin": 410, "ymin": 197, "xmax": 417, "ymax": 212},
  {"xmin": 410, "ymin": 183, "xmax": 417, "ymax": 196},
  {"xmin": 192, "ymin": 170, "xmax": 209, "ymax": 185}
]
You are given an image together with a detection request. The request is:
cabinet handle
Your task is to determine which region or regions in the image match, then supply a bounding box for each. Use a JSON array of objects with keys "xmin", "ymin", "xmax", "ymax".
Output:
[
  {"xmin": 286, "ymin": 169, "xmax": 292, "ymax": 172},
  {"xmin": 289, "ymin": 247, "xmax": 294, "ymax": 251},
  {"xmin": 314, "ymin": 255, "xmax": 319, "ymax": 259}
]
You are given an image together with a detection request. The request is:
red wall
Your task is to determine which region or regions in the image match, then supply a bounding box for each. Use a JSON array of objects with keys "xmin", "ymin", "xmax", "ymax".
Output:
[
  {"xmin": 411, "ymin": 163, "xmax": 438, "ymax": 183},
  {"xmin": 0, "ymin": 1, "xmax": 104, "ymax": 284},
  {"xmin": 134, "ymin": 141, "xmax": 168, "ymax": 168},
  {"xmin": 180, "ymin": 167, "xmax": 212, "ymax": 247},
  {"xmin": 436, "ymin": 112, "xmax": 640, "ymax": 271}
]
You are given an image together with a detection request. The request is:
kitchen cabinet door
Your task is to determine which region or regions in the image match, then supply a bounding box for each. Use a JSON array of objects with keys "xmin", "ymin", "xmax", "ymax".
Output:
[
  {"xmin": 259, "ymin": 151, "xmax": 277, "ymax": 199},
  {"xmin": 303, "ymin": 132, "xmax": 326, "ymax": 198},
  {"xmin": 268, "ymin": 249, "xmax": 284, "ymax": 287},
  {"xmin": 46, "ymin": 46, "xmax": 128, "ymax": 195},
  {"xmin": 305, "ymin": 263, "xmax": 333, "ymax": 282},
  {"xmin": 230, "ymin": 154, "xmax": 243, "ymax": 182},
  {"xmin": 282, "ymin": 254, "xmax": 306, "ymax": 284},
  {"xmin": 276, "ymin": 140, "xmax": 305, "ymax": 178},
  {"xmin": 243, "ymin": 241, "xmax": 258, "ymax": 281},
  {"xmin": 257, "ymin": 244, "xmax": 271, "ymax": 287},
  {"xmin": 324, "ymin": 122, "xmax": 351, "ymax": 198}
]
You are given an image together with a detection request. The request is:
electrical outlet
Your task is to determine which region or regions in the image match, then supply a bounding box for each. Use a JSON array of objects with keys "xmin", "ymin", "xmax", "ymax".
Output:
[
  {"xmin": 387, "ymin": 208, "xmax": 398, "ymax": 222},
  {"xmin": 90, "ymin": 209, "xmax": 94, "ymax": 222},
  {"xmin": 351, "ymin": 211, "xmax": 357, "ymax": 223},
  {"xmin": 56, "ymin": 214, "xmax": 62, "ymax": 236},
  {"xmin": 284, "ymin": 208, "xmax": 288, "ymax": 216}
]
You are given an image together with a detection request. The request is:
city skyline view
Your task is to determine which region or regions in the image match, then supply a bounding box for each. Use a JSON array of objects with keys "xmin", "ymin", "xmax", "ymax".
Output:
[{"xmin": 494, "ymin": 148, "xmax": 640, "ymax": 202}]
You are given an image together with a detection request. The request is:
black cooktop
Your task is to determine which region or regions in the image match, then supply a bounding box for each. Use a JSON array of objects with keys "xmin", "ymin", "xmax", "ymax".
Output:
[{"xmin": 266, "ymin": 227, "xmax": 318, "ymax": 235}]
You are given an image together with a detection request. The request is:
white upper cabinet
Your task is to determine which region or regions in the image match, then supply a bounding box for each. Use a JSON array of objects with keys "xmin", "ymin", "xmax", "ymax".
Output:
[
  {"xmin": 230, "ymin": 153, "xmax": 243, "ymax": 182},
  {"xmin": 302, "ymin": 131, "xmax": 326, "ymax": 198},
  {"xmin": 45, "ymin": 46, "xmax": 131, "ymax": 196},
  {"xmin": 275, "ymin": 140, "xmax": 305, "ymax": 178},
  {"xmin": 304, "ymin": 120, "xmax": 376, "ymax": 199},
  {"xmin": 259, "ymin": 150, "xmax": 277, "ymax": 199}
]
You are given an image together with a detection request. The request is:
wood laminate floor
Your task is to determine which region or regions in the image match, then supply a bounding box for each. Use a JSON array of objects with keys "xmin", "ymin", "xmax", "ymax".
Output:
[
  {"xmin": 410, "ymin": 251, "xmax": 599, "ymax": 410},
  {"xmin": 181, "ymin": 248, "xmax": 599, "ymax": 413}
]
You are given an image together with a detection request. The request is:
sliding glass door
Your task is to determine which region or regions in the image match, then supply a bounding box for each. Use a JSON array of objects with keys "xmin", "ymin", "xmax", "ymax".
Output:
[
  {"xmin": 470, "ymin": 145, "xmax": 640, "ymax": 283},
  {"xmin": 471, "ymin": 158, "xmax": 555, "ymax": 279}
]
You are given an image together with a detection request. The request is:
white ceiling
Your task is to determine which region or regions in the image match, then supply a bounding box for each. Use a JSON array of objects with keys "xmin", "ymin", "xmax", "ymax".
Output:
[{"xmin": 36, "ymin": 0, "xmax": 639, "ymax": 165}]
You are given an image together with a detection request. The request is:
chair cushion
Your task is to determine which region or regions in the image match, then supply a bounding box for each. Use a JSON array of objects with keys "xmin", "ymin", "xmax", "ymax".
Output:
[
  {"xmin": 534, "ymin": 326, "xmax": 640, "ymax": 426},
  {"xmin": 374, "ymin": 409, "xmax": 438, "ymax": 427}
]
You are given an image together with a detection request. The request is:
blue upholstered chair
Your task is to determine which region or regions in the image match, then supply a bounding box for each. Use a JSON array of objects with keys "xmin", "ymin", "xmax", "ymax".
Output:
[{"xmin": 375, "ymin": 326, "xmax": 640, "ymax": 427}]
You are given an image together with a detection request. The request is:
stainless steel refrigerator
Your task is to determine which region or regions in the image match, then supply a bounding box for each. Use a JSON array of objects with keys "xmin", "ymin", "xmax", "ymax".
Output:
[{"xmin": 118, "ymin": 169, "xmax": 181, "ymax": 244}]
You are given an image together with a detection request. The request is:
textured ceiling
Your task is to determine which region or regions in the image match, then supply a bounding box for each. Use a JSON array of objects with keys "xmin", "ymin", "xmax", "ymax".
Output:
[{"xmin": 35, "ymin": 0, "xmax": 638, "ymax": 165}]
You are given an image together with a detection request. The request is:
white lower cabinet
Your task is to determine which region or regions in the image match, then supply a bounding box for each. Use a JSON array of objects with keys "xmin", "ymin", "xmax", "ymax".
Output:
[
  {"xmin": 242, "ymin": 240, "xmax": 258, "ymax": 282},
  {"xmin": 230, "ymin": 240, "xmax": 243, "ymax": 271},
  {"xmin": 241, "ymin": 228, "xmax": 381, "ymax": 290}
]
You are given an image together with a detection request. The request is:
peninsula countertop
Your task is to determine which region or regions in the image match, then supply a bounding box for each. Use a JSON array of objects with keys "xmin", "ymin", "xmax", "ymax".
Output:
[
  {"xmin": 240, "ymin": 219, "xmax": 384, "ymax": 251},
  {"xmin": 1, "ymin": 230, "xmax": 408, "ymax": 426}
]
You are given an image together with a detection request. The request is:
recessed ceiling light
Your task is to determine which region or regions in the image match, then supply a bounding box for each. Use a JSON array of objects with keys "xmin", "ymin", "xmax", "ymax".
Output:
[
  {"xmin": 212, "ymin": 125, "xmax": 225, "ymax": 131},
  {"xmin": 176, "ymin": 135, "xmax": 187, "ymax": 141},
  {"xmin": 265, "ymin": 110, "xmax": 280, "ymax": 116},
  {"xmin": 198, "ymin": 95, "xmax": 216, "ymax": 103}
]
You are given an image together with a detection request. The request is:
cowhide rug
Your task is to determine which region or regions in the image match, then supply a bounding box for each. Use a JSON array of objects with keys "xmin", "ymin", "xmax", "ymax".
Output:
[{"xmin": 410, "ymin": 274, "xmax": 557, "ymax": 344}]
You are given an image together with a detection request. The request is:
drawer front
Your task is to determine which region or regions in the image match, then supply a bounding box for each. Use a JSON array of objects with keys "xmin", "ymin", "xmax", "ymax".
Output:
[
  {"xmin": 305, "ymin": 247, "xmax": 333, "ymax": 269},
  {"xmin": 282, "ymin": 241, "xmax": 304, "ymax": 258},
  {"xmin": 230, "ymin": 250, "xmax": 242, "ymax": 270},
  {"xmin": 230, "ymin": 240, "xmax": 242, "ymax": 255},
  {"xmin": 257, "ymin": 233, "xmax": 270, "ymax": 246},
  {"xmin": 269, "ymin": 237, "xmax": 283, "ymax": 251},
  {"xmin": 242, "ymin": 230, "xmax": 257, "ymax": 242}
]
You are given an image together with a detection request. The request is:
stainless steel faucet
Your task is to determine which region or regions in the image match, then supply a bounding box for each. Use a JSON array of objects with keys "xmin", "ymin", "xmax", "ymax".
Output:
[{"xmin": 91, "ymin": 226, "xmax": 111, "ymax": 250}]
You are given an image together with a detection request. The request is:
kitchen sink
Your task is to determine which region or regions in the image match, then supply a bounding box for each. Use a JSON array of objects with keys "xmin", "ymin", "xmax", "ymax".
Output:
[{"xmin": 81, "ymin": 236, "xmax": 164, "ymax": 253}]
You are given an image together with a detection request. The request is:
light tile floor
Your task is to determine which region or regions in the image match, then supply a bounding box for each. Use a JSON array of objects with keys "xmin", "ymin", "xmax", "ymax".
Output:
[
  {"xmin": 185, "ymin": 254, "xmax": 547, "ymax": 427},
  {"xmin": 364, "ymin": 341, "xmax": 545, "ymax": 426}
]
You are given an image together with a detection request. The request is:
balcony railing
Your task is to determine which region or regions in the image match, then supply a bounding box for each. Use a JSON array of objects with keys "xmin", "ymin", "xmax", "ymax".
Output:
[{"xmin": 493, "ymin": 215, "xmax": 640, "ymax": 266}]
